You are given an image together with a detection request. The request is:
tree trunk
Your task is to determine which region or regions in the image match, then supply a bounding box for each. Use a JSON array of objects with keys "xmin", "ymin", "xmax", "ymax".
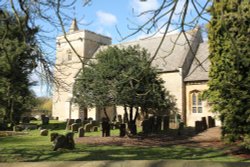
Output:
[
  {"xmin": 123, "ymin": 105, "xmax": 128, "ymax": 123},
  {"xmin": 103, "ymin": 107, "xmax": 110, "ymax": 122}
]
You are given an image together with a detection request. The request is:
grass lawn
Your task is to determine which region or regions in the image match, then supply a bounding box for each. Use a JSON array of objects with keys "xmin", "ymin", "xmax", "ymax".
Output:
[{"xmin": 0, "ymin": 121, "xmax": 248, "ymax": 162}]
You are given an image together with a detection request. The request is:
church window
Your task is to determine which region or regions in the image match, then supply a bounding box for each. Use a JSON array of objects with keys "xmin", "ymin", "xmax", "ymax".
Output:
[{"xmin": 191, "ymin": 91, "xmax": 202, "ymax": 113}]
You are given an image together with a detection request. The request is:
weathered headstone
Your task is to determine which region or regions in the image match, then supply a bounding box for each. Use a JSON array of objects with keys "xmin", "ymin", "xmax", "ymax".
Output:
[
  {"xmin": 66, "ymin": 119, "xmax": 75, "ymax": 130},
  {"xmin": 41, "ymin": 115, "xmax": 49, "ymax": 125},
  {"xmin": 75, "ymin": 119, "xmax": 82, "ymax": 124},
  {"xmin": 84, "ymin": 123, "xmax": 93, "ymax": 132},
  {"xmin": 71, "ymin": 123, "xmax": 79, "ymax": 132},
  {"xmin": 119, "ymin": 123, "xmax": 126, "ymax": 137},
  {"xmin": 208, "ymin": 116, "xmax": 215, "ymax": 128},
  {"xmin": 201, "ymin": 117, "xmax": 207, "ymax": 130},
  {"xmin": 195, "ymin": 121, "xmax": 203, "ymax": 133},
  {"xmin": 13, "ymin": 125, "xmax": 23, "ymax": 132},
  {"xmin": 40, "ymin": 129, "xmax": 48, "ymax": 136},
  {"xmin": 51, "ymin": 132, "xmax": 75, "ymax": 151},
  {"xmin": 78, "ymin": 127, "xmax": 84, "ymax": 137},
  {"xmin": 177, "ymin": 122, "xmax": 184, "ymax": 136},
  {"xmin": 92, "ymin": 126, "xmax": 98, "ymax": 132}
]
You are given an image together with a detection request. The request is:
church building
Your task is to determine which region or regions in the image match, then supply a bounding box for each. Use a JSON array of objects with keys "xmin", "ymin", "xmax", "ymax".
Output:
[{"xmin": 52, "ymin": 20, "xmax": 220, "ymax": 127}]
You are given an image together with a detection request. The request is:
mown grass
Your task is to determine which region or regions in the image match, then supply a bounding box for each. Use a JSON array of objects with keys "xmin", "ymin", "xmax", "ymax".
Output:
[{"xmin": 0, "ymin": 121, "xmax": 248, "ymax": 162}]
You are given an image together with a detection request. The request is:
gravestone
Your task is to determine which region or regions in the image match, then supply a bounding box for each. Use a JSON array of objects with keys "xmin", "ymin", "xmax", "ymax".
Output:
[
  {"xmin": 51, "ymin": 132, "xmax": 75, "ymax": 151},
  {"xmin": 208, "ymin": 116, "xmax": 215, "ymax": 128},
  {"xmin": 92, "ymin": 126, "xmax": 98, "ymax": 132},
  {"xmin": 78, "ymin": 127, "xmax": 84, "ymax": 137},
  {"xmin": 71, "ymin": 123, "xmax": 79, "ymax": 132},
  {"xmin": 195, "ymin": 121, "xmax": 203, "ymax": 133},
  {"xmin": 75, "ymin": 119, "xmax": 82, "ymax": 124},
  {"xmin": 177, "ymin": 122, "xmax": 184, "ymax": 136},
  {"xmin": 201, "ymin": 117, "xmax": 207, "ymax": 130},
  {"xmin": 84, "ymin": 123, "xmax": 93, "ymax": 132},
  {"xmin": 119, "ymin": 123, "xmax": 126, "ymax": 137},
  {"xmin": 13, "ymin": 125, "xmax": 23, "ymax": 131},
  {"xmin": 66, "ymin": 119, "xmax": 75, "ymax": 130},
  {"xmin": 40, "ymin": 129, "xmax": 48, "ymax": 136},
  {"xmin": 41, "ymin": 115, "xmax": 49, "ymax": 125}
]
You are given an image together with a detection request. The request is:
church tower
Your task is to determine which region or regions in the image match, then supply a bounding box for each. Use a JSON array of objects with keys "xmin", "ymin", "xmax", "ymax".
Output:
[{"xmin": 52, "ymin": 19, "xmax": 111, "ymax": 120}]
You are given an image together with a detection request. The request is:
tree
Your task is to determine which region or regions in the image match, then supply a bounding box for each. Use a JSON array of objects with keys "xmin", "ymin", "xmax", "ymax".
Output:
[
  {"xmin": 204, "ymin": 0, "xmax": 250, "ymax": 146},
  {"xmin": 73, "ymin": 45, "xmax": 176, "ymax": 134},
  {"xmin": 0, "ymin": 11, "xmax": 39, "ymax": 124}
]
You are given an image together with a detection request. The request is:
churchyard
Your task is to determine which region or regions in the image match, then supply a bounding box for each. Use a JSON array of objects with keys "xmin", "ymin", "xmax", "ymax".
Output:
[{"xmin": 0, "ymin": 118, "xmax": 249, "ymax": 162}]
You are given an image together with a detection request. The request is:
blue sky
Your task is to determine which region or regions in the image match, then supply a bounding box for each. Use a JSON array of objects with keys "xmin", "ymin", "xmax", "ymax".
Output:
[{"xmin": 29, "ymin": 0, "xmax": 210, "ymax": 97}]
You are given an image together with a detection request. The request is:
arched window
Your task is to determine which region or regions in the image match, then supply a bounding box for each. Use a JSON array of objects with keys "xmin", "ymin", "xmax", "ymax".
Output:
[{"xmin": 190, "ymin": 91, "xmax": 202, "ymax": 113}]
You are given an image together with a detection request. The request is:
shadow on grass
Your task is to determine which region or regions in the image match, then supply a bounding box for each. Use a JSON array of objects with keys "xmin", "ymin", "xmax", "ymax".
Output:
[{"xmin": 0, "ymin": 143, "xmax": 246, "ymax": 162}]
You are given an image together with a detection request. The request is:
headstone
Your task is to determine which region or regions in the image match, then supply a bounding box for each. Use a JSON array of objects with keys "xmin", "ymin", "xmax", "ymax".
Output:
[
  {"xmin": 201, "ymin": 117, "xmax": 207, "ymax": 130},
  {"xmin": 119, "ymin": 123, "xmax": 126, "ymax": 137},
  {"xmin": 41, "ymin": 115, "xmax": 49, "ymax": 125},
  {"xmin": 40, "ymin": 129, "xmax": 48, "ymax": 136},
  {"xmin": 92, "ymin": 126, "xmax": 98, "ymax": 132},
  {"xmin": 66, "ymin": 119, "xmax": 75, "ymax": 130},
  {"xmin": 90, "ymin": 120, "xmax": 98, "ymax": 126},
  {"xmin": 195, "ymin": 121, "xmax": 203, "ymax": 133},
  {"xmin": 208, "ymin": 116, "xmax": 215, "ymax": 128},
  {"xmin": 84, "ymin": 123, "xmax": 93, "ymax": 132},
  {"xmin": 13, "ymin": 125, "xmax": 23, "ymax": 132},
  {"xmin": 65, "ymin": 132, "xmax": 75, "ymax": 150},
  {"xmin": 71, "ymin": 123, "xmax": 79, "ymax": 132},
  {"xmin": 177, "ymin": 122, "xmax": 184, "ymax": 136},
  {"xmin": 51, "ymin": 132, "xmax": 75, "ymax": 151},
  {"xmin": 75, "ymin": 119, "xmax": 82, "ymax": 124},
  {"xmin": 78, "ymin": 127, "xmax": 84, "ymax": 137}
]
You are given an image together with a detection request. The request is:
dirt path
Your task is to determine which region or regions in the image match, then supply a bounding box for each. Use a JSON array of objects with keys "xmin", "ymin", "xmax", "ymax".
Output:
[{"xmin": 76, "ymin": 127, "xmax": 223, "ymax": 148}]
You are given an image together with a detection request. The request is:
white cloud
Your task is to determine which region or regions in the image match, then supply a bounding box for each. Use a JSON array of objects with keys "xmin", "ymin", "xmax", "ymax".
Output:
[
  {"xmin": 96, "ymin": 11, "xmax": 117, "ymax": 26},
  {"xmin": 130, "ymin": 0, "xmax": 159, "ymax": 14}
]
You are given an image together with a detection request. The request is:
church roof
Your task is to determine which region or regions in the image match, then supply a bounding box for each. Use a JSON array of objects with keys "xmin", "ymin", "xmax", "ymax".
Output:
[
  {"xmin": 184, "ymin": 42, "xmax": 210, "ymax": 82},
  {"xmin": 96, "ymin": 29, "xmax": 202, "ymax": 72}
]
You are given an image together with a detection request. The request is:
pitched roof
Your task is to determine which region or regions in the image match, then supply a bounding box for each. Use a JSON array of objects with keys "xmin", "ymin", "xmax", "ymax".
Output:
[
  {"xmin": 96, "ymin": 29, "xmax": 202, "ymax": 72},
  {"xmin": 184, "ymin": 42, "xmax": 210, "ymax": 82}
]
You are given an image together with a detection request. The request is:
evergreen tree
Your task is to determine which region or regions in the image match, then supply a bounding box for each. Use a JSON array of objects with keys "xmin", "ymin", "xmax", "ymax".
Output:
[
  {"xmin": 73, "ymin": 46, "xmax": 176, "ymax": 134},
  {"xmin": 0, "ymin": 11, "xmax": 39, "ymax": 124},
  {"xmin": 205, "ymin": 0, "xmax": 250, "ymax": 146}
]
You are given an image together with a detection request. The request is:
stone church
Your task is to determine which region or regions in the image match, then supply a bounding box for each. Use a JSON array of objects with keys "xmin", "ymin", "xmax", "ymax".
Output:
[{"xmin": 52, "ymin": 20, "xmax": 220, "ymax": 127}]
